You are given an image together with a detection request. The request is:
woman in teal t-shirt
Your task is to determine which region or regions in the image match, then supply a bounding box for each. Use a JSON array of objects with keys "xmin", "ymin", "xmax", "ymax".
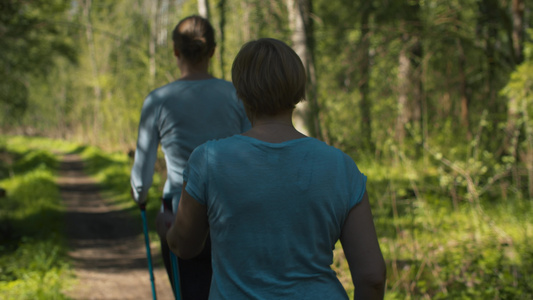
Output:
[{"xmin": 164, "ymin": 38, "xmax": 386, "ymax": 299}]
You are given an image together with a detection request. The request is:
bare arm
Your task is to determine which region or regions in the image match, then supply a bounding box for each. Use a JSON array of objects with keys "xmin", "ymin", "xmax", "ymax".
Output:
[
  {"xmin": 155, "ymin": 210, "xmax": 174, "ymax": 239},
  {"xmin": 340, "ymin": 191, "xmax": 386, "ymax": 299},
  {"xmin": 166, "ymin": 183, "xmax": 209, "ymax": 259}
]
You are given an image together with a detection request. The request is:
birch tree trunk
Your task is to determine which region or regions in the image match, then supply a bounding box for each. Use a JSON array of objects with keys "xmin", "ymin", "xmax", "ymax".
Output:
[
  {"xmin": 82, "ymin": 0, "xmax": 102, "ymax": 137},
  {"xmin": 198, "ymin": 0, "xmax": 210, "ymax": 19},
  {"xmin": 286, "ymin": 0, "xmax": 323, "ymax": 140},
  {"xmin": 241, "ymin": 0, "xmax": 251, "ymax": 41},
  {"xmin": 159, "ymin": 0, "xmax": 169, "ymax": 46},
  {"xmin": 396, "ymin": 46, "xmax": 410, "ymax": 143},
  {"xmin": 149, "ymin": 0, "xmax": 158, "ymax": 86},
  {"xmin": 395, "ymin": 0, "xmax": 424, "ymax": 149}
]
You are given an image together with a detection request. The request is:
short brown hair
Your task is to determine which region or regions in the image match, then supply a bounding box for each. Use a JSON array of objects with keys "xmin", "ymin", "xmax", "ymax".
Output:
[
  {"xmin": 231, "ymin": 38, "xmax": 306, "ymax": 116},
  {"xmin": 172, "ymin": 16, "xmax": 216, "ymax": 64}
]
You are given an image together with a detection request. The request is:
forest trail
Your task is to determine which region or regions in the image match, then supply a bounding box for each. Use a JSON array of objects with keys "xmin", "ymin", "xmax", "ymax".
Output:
[{"xmin": 57, "ymin": 153, "xmax": 173, "ymax": 300}]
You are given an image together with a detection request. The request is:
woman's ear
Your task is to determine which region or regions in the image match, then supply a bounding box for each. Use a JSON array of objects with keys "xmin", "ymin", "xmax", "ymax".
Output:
[
  {"xmin": 174, "ymin": 46, "xmax": 180, "ymax": 58},
  {"xmin": 209, "ymin": 47, "xmax": 216, "ymax": 58}
]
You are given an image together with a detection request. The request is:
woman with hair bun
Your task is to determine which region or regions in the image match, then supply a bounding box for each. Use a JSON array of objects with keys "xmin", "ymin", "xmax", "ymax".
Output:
[
  {"xmin": 130, "ymin": 15, "xmax": 250, "ymax": 299},
  {"xmin": 165, "ymin": 38, "xmax": 386, "ymax": 299}
]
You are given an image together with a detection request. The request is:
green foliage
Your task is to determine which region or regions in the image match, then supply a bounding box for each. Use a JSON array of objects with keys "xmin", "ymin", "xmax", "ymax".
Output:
[
  {"xmin": 500, "ymin": 30, "xmax": 533, "ymax": 200},
  {"xmin": 350, "ymin": 146, "xmax": 533, "ymax": 299},
  {"xmin": 0, "ymin": 0, "xmax": 76, "ymax": 126},
  {"xmin": 383, "ymin": 201, "xmax": 533, "ymax": 299},
  {"xmin": 0, "ymin": 136, "xmax": 74, "ymax": 299},
  {"xmin": 0, "ymin": 237, "xmax": 72, "ymax": 300}
]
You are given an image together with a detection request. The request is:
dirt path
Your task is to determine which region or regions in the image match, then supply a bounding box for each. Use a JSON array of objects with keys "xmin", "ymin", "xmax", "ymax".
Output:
[{"xmin": 57, "ymin": 153, "xmax": 173, "ymax": 300}]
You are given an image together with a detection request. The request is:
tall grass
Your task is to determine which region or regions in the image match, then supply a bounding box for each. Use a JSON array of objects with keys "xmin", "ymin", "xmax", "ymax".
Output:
[
  {"xmin": 335, "ymin": 154, "xmax": 533, "ymax": 299},
  {"xmin": 0, "ymin": 136, "xmax": 77, "ymax": 299}
]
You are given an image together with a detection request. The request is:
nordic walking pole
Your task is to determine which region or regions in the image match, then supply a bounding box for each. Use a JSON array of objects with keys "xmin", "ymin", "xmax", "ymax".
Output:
[
  {"xmin": 170, "ymin": 251, "xmax": 182, "ymax": 300},
  {"xmin": 140, "ymin": 205, "xmax": 157, "ymax": 300}
]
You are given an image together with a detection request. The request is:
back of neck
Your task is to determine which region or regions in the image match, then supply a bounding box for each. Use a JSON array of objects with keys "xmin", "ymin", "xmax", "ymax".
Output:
[{"xmin": 243, "ymin": 111, "xmax": 307, "ymax": 143}]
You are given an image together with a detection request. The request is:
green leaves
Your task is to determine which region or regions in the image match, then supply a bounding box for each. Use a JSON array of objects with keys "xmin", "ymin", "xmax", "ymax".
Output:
[{"xmin": 0, "ymin": 0, "xmax": 76, "ymax": 127}]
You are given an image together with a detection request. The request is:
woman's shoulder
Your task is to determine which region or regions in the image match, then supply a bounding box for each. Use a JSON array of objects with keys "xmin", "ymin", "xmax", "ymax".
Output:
[
  {"xmin": 209, "ymin": 78, "xmax": 233, "ymax": 86},
  {"xmin": 189, "ymin": 135, "xmax": 243, "ymax": 163},
  {"xmin": 204, "ymin": 134, "xmax": 244, "ymax": 148},
  {"xmin": 146, "ymin": 78, "xmax": 232, "ymax": 102},
  {"xmin": 206, "ymin": 78, "xmax": 238, "ymax": 95},
  {"xmin": 174, "ymin": 77, "xmax": 234, "ymax": 91},
  {"xmin": 143, "ymin": 81, "xmax": 183, "ymax": 106},
  {"xmin": 305, "ymin": 139, "xmax": 360, "ymax": 168},
  {"xmin": 304, "ymin": 138, "xmax": 346, "ymax": 154},
  {"xmin": 193, "ymin": 134, "xmax": 239, "ymax": 149},
  {"xmin": 150, "ymin": 80, "xmax": 189, "ymax": 97}
]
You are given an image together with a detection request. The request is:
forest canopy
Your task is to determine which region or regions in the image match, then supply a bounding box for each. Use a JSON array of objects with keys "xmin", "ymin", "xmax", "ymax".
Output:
[{"xmin": 0, "ymin": 0, "xmax": 530, "ymax": 158}]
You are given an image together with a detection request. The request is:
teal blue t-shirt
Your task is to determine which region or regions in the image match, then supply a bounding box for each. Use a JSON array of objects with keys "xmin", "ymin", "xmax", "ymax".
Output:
[
  {"xmin": 130, "ymin": 78, "xmax": 250, "ymax": 211},
  {"xmin": 184, "ymin": 135, "xmax": 367, "ymax": 299}
]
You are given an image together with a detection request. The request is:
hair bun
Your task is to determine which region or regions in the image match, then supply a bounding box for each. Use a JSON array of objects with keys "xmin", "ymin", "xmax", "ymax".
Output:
[
  {"xmin": 172, "ymin": 16, "xmax": 215, "ymax": 64},
  {"xmin": 190, "ymin": 38, "xmax": 207, "ymax": 52}
]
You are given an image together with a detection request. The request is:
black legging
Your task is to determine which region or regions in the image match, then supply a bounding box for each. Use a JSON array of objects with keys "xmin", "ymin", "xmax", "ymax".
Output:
[{"xmin": 160, "ymin": 201, "xmax": 212, "ymax": 299}]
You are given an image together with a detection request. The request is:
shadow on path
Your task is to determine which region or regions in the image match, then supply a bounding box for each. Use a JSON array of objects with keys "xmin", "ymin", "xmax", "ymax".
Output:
[{"xmin": 58, "ymin": 153, "xmax": 173, "ymax": 299}]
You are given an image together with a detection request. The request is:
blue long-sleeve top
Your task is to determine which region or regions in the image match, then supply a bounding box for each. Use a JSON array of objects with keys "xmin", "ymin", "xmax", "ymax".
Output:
[{"xmin": 130, "ymin": 78, "xmax": 250, "ymax": 211}]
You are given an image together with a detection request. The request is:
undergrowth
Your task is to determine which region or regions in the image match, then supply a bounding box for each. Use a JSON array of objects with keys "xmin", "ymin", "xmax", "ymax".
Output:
[
  {"xmin": 0, "ymin": 135, "xmax": 77, "ymax": 299},
  {"xmin": 336, "ymin": 153, "xmax": 533, "ymax": 299}
]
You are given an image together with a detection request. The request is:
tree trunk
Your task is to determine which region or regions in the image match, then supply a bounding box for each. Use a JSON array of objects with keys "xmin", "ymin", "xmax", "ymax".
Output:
[
  {"xmin": 286, "ymin": 0, "xmax": 323, "ymax": 140},
  {"xmin": 511, "ymin": 0, "xmax": 525, "ymax": 64},
  {"xmin": 149, "ymin": 0, "xmax": 158, "ymax": 85},
  {"xmin": 359, "ymin": 1, "xmax": 373, "ymax": 151},
  {"xmin": 159, "ymin": 0, "xmax": 169, "ymax": 46},
  {"xmin": 456, "ymin": 37, "xmax": 470, "ymax": 138},
  {"xmin": 396, "ymin": 46, "xmax": 410, "ymax": 143},
  {"xmin": 408, "ymin": 0, "xmax": 424, "ymax": 150},
  {"xmin": 478, "ymin": 0, "xmax": 498, "ymax": 107},
  {"xmin": 241, "ymin": 0, "xmax": 251, "ymax": 41},
  {"xmin": 82, "ymin": 0, "xmax": 102, "ymax": 136},
  {"xmin": 479, "ymin": 0, "xmax": 517, "ymax": 156},
  {"xmin": 395, "ymin": 0, "xmax": 423, "ymax": 145},
  {"xmin": 217, "ymin": 0, "xmax": 226, "ymax": 79},
  {"xmin": 198, "ymin": 0, "xmax": 210, "ymax": 19}
]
